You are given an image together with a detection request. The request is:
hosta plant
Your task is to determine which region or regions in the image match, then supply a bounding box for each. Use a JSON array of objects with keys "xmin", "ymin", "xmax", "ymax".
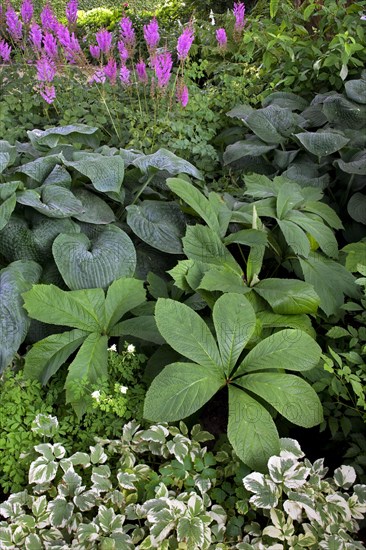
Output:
[{"xmin": 143, "ymin": 292, "xmax": 323, "ymax": 470}]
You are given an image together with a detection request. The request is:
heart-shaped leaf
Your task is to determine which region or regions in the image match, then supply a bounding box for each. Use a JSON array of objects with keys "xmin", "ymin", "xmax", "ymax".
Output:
[
  {"xmin": 28, "ymin": 124, "xmax": 100, "ymax": 149},
  {"xmin": 132, "ymin": 148, "xmax": 203, "ymax": 180},
  {"xmin": 16, "ymin": 186, "xmax": 84, "ymax": 218},
  {"xmin": 295, "ymin": 132, "xmax": 349, "ymax": 157},
  {"xmin": 72, "ymin": 188, "xmax": 115, "ymax": 224},
  {"xmin": 63, "ymin": 153, "xmax": 124, "ymax": 194}
]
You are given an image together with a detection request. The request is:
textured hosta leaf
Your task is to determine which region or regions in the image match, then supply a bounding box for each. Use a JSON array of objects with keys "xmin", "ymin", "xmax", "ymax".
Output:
[
  {"xmin": 64, "ymin": 153, "xmax": 124, "ymax": 194},
  {"xmin": 237, "ymin": 373, "xmax": 323, "ymax": 428},
  {"xmin": 262, "ymin": 92, "xmax": 309, "ymax": 111},
  {"xmin": 0, "ymin": 152, "xmax": 10, "ymax": 174},
  {"xmin": 23, "ymin": 328, "xmax": 89, "ymax": 384},
  {"xmin": 0, "ymin": 181, "xmax": 21, "ymax": 200},
  {"xmin": 0, "ymin": 260, "xmax": 42, "ymax": 373},
  {"xmin": 135, "ymin": 242, "xmax": 177, "ymax": 281},
  {"xmin": 323, "ymin": 95, "xmax": 366, "ymax": 129},
  {"xmin": 155, "ymin": 298, "xmax": 223, "ymax": 371},
  {"xmin": 15, "ymin": 155, "xmax": 61, "ymax": 183},
  {"xmin": 213, "ymin": 294, "xmax": 256, "ymax": 376},
  {"xmin": 287, "ymin": 210, "xmax": 339, "ymax": 258},
  {"xmin": 0, "ymin": 193, "xmax": 16, "ymax": 231},
  {"xmin": 132, "ymin": 148, "xmax": 203, "ymax": 180},
  {"xmin": 245, "ymin": 105, "xmax": 303, "ymax": 143},
  {"xmin": 16, "ymin": 186, "xmax": 84, "ymax": 218},
  {"xmin": 283, "ymin": 162, "xmax": 330, "ymax": 189},
  {"xmin": 42, "ymin": 164, "xmax": 72, "ymax": 187},
  {"xmin": 72, "ymin": 188, "xmax": 115, "ymax": 224},
  {"xmin": 183, "ymin": 225, "xmax": 240, "ymax": 273},
  {"xmin": 47, "ymin": 497, "xmax": 74, "ymax": 528},
  {"xmin": 126, "ymin": 201, "xmax": 186, "ymax": 254},
  {"xmin": 53, "ymin": 226, "xmax": 136, "ymax": 290},
  {"xmin": 243, "ymin": 472, "xmax": 280, "ymax": 508},
  {"xmin": 228, "ymin": 386, "xmax": 280, "ymax": 471},
  {"xmin": 277, "ymin": 219, "xmax": 311, "ymax": 257},
  {"xmin": 0, "ymin": 140, "xmax": 17, "ymax": 165},
  {"xmin": 28, "ymin": 124, "xmax": 100, "ymax": 149},
  {"xmin": 237, "ymin": 329, "xmax": 321, "ymax": 375},
  {"xmin": 177, "ymin": 517, "xmax": 205, "ymax": 547},
  {"xmin": 345, "ymin": 79, "xmax": 366, "ymax": 105},
  {"xmin": 335, "ymin": 152, "xmax": 366, "ymax": 175},
  {"xmin": 143, "ymin": 362, "xmax": 223, "ymax": 421},
  {"xmin": 347, "ymin": 193, "xmax": 366, "ymax": 224},
  {"xmin": 254, "ymin": 279, "xmax": 320, "ymax": 314},
  {"xmin": 274, "ymin": 149, "xmax": 300, "ymax": 170},
  {"xmin": 223, "ymin": 139, "xmax": 277, "ymax": 165},
  {"xmin": 104, "ymin": 277, "xmax": 146, "ymax": 331},
  {"xmin": 295, "ymin": 132, "xmax": 349, "ymax": 157}
]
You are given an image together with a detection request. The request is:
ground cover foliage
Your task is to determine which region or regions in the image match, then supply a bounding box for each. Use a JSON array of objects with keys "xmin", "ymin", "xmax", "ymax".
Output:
[{"xmin": 1, "ymin": 0, "xmax": 366, "ymax": 547}]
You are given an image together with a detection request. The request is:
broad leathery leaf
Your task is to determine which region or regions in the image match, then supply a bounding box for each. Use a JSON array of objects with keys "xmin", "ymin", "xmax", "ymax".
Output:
[
  {"xmin": 27, "ymin": 124, "xmax": 100, "ymax": 149},
  {"xmin": 126, "ymin": 201, "xmax": 186, "ymax": 254},
  {"xmin": 348, "ymin": 193, "xmax": 366, "ymax": 224},
  {"xmin": 155, "ymin": 298, "xmax": 223, "ymax": 372},
  {"xmin": 226, "ymin": 103, "xmax": 254, "ymax": 121},
  {"xmin": 322, "ymin": 95, "xmax": 366, "ymax": 129},
  {"xmin": 236, "ymin": 329, "xmax": 321, "ymax": 375},
  {"xmin": 236, "ymin": 373, "xmax": 323, "ymax": 428},
  {"xmin": 0, "ymin": 193, "xmax": 16, "ymax": 231},
  {"xmin": 65, "ymin": 333, "xmax": 108, "ymax": 417},
  {"xmin": 16, "ymin": 186, "xmax": 84, "ymax": 218},
  {"xmin": 132, "ymin": 148, "xmax": 203, "ymax": 180},
  {"xmin": 63, "ymin": 153, "xmax": 124, "ymax": 194},
  {"xmin": 223, "ymin": 139, "xmax": 277, "ymax": 165},
  {"xmin": 295, "ymin": 132, "xmax": 349, "ymax": 156},
  {"xmin": 15, "ymin": 155, "xmax": 61, "ymax": 183},
  {"xmin": 262, "ymin": 92, "xmax": 309, "ymax": 111},
  {"xmin": 0, "ymin": 140, "xmax": 16, "ymax": 165},
  {"xmin": 0, "ymin": 260, "xmax": 42, "ymax": 373},
  {"xmin": 254, "ymin": 279, "xmax": 320, "ymax": 314},
  {"xmin": 104, "ymin": 277, "xmax": 146, "ymax": 332},
  {"xmin": 228, "ymin": 385, "xmax": 280, "ymax": 471},
  {"xmin": 0, "ymin": 181, "xmax": 21, "ymax": 200},
  {"xmin": 43, "ymin": 164, "xmax": 72, "ymax": 187},
  {"xmin": 22, "ymin": 284, "xmax": 105, "ymax": 331},
  {"xmin": 335, "ymin": 152, "xmax": 366, "ymax": 176},
  {"xmin": 0, "ymin": 152, "xmax": 10, "ymax": 174},
  {"xmin": 183, "ymin": 225, "xmax": 240, "ymax": 274},
  {"xmin": 345, "ymin": 79, "xmax": 366, "ymax": 105},
  {"xmin": 71, "ymin": 188, "xmax": 115, "ymax": 224},
  {"xmin": 246, "ymin": 105, "xmax": 303, "ymax": 142},
  {"xmin": 143, "ymin": 362, "xmax": 223, "ymax": 421},
  {"xmin": 167, "ymin": 177, "xmax": 221, "ymax": 234},
  {"xmin": 213, "ymin": 293, "xmax": 256, "ymax": 376},
  {"xmin": 277, "ymin": 219, "xmax": 311, "ymax": 257},
  {"xmin": 24, "ymin": 328, "xmax": 88, "ymax": 384},
  {"xmin": 286, "ymin": 210, "xmax": 339, "ymax": 258},
  {"xmin": 276, "ymin": 182, "xmax": 304, "ymax": 220},
  {"xmin": 111, "ymin": 315, "xmax": 165, "ymax": 344},
  {"xmin": 53, "ymin": 226, "xmax": 136, "ymax": 290}
]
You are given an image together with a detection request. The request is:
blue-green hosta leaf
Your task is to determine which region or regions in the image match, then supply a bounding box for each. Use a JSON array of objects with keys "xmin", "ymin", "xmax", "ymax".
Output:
[
  {"xmin": 0, "ymin": 260, "xmax": 42, "ymax": 373},
  {"xmin": 65, "ymin": 333, "xmax": 108, "ymax": 417},
  {"xmin": 53, "ymin": 226, "xmax": 136, "ymax": 290},
  {"xmin": 295, "ymin": 132, "xmax": 349, "ymax": 157},
  {"xmin": 0, "ymin": 181, "xmax": 21, "ymax": 200},
  {"xmin": 47, "ymin": 497, "xmax": 74, "ymax": 528},
  {"xmin": 228, "ymin": 386, "xmax": 280, "ymax": 471},
  {"xmin": 0, "ymin": 152, "xmax": 11, "ymax": 174},
  {"xmin": 132, "ymin": 148, "xmax": 203, "ymax": 180},
  {"xmin": 322, "ymin": 95, "xmax": 366, "ymax": 129},
  {"xmin": 223, "ymin": 139, "xmax": 277, "ymax": 165},
  {"xmin": 183, "ymin": 225, "xmax": 240, "ymax": 273},
  {"xmin": 177, "ymin": 517, "xmax": 204, "ymax": 548},
  {"xmin": 262, "ymin": 92, "xmax": 309, "ymax": 111},
  {"xmin": 345, "ymin": 79, "xmax": 366, "ymax": 105},
  {"xmin": 143, "ymin": 362, "xmax": 223, "ymax": 421},
  {"xmin": 155, "ymin": 298, "xmax": 223, "ymax": 371},
  {"xmin": 213, "ymin": 294, "xmax": 256, "ymax": 376},
  {"xmin": 15, "ymin": 155, "xmax": 61, "ymax": 183},
  {"xmin": 0, "ymin": 193, "xmax": 16, "ymax": 231},
  {"xmin": 72, "ymin": 188, "xmax": 116, "ymax": 224},
  {"xmin": 23, "ymin": 328, "xmax": 89, "ymax": 384},
  {"xmin": 236, "ymin": 329, "xmax": 321, "ymax": 375},
  {"xmin": 236, "ymin": 373, "xmax": 323, "ymax": 428},
  {"xmin": 226, "ymin": 104, "xmax": 254, "ymax": 121},
  {"xmin": 286, "ymin": 210, "xmax": 339, "ymax": 258},
  {"xmin": 0, "ymin": 140, "xmax": 16, "ymax": 165},
  {"xmin": 64, "ymin": 153, "xmax": 124, "ymax": 194},
  {"xmin": 254, "ymin": 279, "xmax": 320, "ymax": 314},
  {"xmin": 347, "ymin": 193, "xmax": 366, "ymax": 224},
  {"xmin": 335, "ymin": 152, "xmax": 366, "ymax": 176},
  {"xmin": 282, "ymin": 162, "xmax": 330, "ymax": 189},
  {"xmin": 126, "ymin": 201, "xmax": 186, "ymax": 254},
  {"xmin": 274, "ymin": 149, "xmax": 300, "ymax": 170},
  {"xmin": 104, "ymin": 277, "xmax": 146, "ymax": 332},
  {"xmin": 16, "ymin": 186, "xmax": 84, "ymax": 218},
  {"xmin": 42, "ymin": 164, "xmax": 72, "ymax": 187},
  {"xmin": 112, "ymin": 315, "xmax": 165, "ymax": 344},
  {"xmin": 277, "ymin": 219, "xmax": 311, "ymax": 257},
  {"xmin": 28, "ymin": 124, "xmax": 100, "ymax": 149}
]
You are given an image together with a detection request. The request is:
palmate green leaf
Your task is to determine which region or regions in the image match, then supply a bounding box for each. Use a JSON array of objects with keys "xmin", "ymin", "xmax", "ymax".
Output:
[
  {"xmin": 198, "ymin": 267, "xmax": 249, "ymax": 294},
  {"xmin": 223, "ymin": 229, "xmax": 267, "ymax": 247},
  {"xmin": 286, "ymin": 210, "xmax": 339, "ymax": 258},
  {"xmin": 27, "ymin": 124, "xmax": 100, "ymax": 149},
  {"xmin": 254, "ymin": 279, "xmax": 320, "ymax": 314},
  {"xmin": 64, "ymin": 153, "xmax": 124, "ymax": 194},
  {"xmin": 213, "ymin": 294, "xmax": 256, "ymax": 376},
  {"xmin": 53, "ymin": 226, "xmax": 136, "ymax": 290},
  {"xmin": 276, "ymin": 182, "xmax": 304, "ymax": 220},
  {"xmin": 295, "ymin": 132, "xmax": 349, "ymax": 157},
  {"xmin": 228, "ymin": 386, "xmax": 280, "ymax": 471},
  {"xmin": 0, "ymin": 193, "xmax": 16, "ymax": 231},
  {"xmin": 104, "ymin": 278, "xmax": 146, "ymax": 332},
  {"xmin": 143, "ymin": 362, "xmax": 224, "ymax": 421},
  {"xmin": 257, "ymin": 311, "xmax": 315, "ymax": 337},
  {"xmin": 302, "ymin": 201, "xmax": 343, "ymax": 229},
  {"xmin": 111, "ymin": 315, "xmax": 164, "ymax": 344},
  {"xmin": 16, "ymin": 186, "xmax": 84, "ymax": 218},
  {"xmin": 236, "ymin": 329, "xmax": 321, "ymax": 376},
  {"xmin": 277, "ymin": 219, "xmax": 311, "ymax": 257},
  {"xmin": 155, "ymin": 298, "xmax": 223, "ymax": 372},
  {"xmin": 22, "ymin": 284, "xmax": 105, "ymax": 332},
  {"xmin": 23, "ymin": 328, "xmax": 88, "ymax": 384},
  {"xmin": 236, "ymin": 373, "xmax": 323, "ymax": 428}
]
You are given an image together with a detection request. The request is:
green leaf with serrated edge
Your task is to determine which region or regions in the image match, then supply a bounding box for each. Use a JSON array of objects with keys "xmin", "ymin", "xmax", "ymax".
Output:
[
  {"xmin": 213, "ymin": 294, "xmax": 256, "ymax": 376},
  {"xmin": 155, "ymin": 298, "xmax": 223, "ymax": 371},
  {"xmin": 302, "ymin": 201, "xmax": 343, "ymax": 229},
  {"xmin": 65, "ymin": 333, "xmax": 108, "ymax": 417},
  {"xmin": 64, "ymin": 153, "xmax": 124, "ymax": 194},
  {"xmin": 22, "ymin": 284, "xmax": 104, "ymax": 331},
  {"xmin": 236, "ymin": 373, "xmax": 323, "ymax": 428},
  {"xmin": 111, "ymin": 315, "xmax": 165, "ymax": 344},
  {"xmin": 104, "ymin": 278, "xmax": 146, "ymax": 332},
  {"xmin": 287, "ymin": 210, "xmax": 339, "ymax": 258},
  {"xmin": 198, "ymin": 267, "xmax": 249, "ymax": 294},
  {"xmin": 223, "ymin": 229, "xmax": 267, "ymax": 247},
  {"xmin": 183, "ymin": 225, "xmax": 240, "ymax": 274},
  {"xmin": 270, "ymin": 0, "xmax": 279, "ymax": 18},
  {"xmin": 24, "ymin": 329, "xmax": 88, "ymax": 384},
  {"xmin": 295, "ymin": 132, "xmax": 349, "ymax": 156},
  {"xmin": 208, "ymin": 192, "xmax": 232, "ymax": 237},
  {"xmin": 277, "ymin": 219, "xmax": 311, "ymax": 257},
  {"xmin": 254, "ymin": 279, "xmax": 320, "ymax": 314},
  {"xmin": 276, "ymin": 182, "xmax": 304, "ymax": 220},
  {"xmin": 257, "ymin": 312, "xmax": 315, "ymax": 337},
  {"xmin": 341, "ymin": 241, "xmax": 366, "ymax": 272},
  {"xmin": 0, "ymin": 193, "xmax": 16, "ymax": 231},
  {"xmin": 167, "ymin": 177, "xmax": 221, "ymax": 234},
  {"xmin": 143, "ymin": 362, "xmax": 223, "ymax": 421},
  {"xmin": 244, "ymin": 173, "xmax": 281, "ymax": 198},
  {"xmin": 48, "ymin": 497, "xmax": 74, "ymax": 528},
  {"xmin": 235, "ymin": 329, "xmax": 321, "ymax": 376},
  {"xmin": 228, "ymin": 386, "xmax": 280, "ymax": 471},
  {"xmin": 167, "ymin": 259, "xmax": 193, "ymax": 291}
]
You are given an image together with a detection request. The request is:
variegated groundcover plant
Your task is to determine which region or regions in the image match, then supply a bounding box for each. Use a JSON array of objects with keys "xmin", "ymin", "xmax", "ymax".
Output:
[{"xmin": 0, "ymin": 414, "xmax": 365, "ymax": 549}]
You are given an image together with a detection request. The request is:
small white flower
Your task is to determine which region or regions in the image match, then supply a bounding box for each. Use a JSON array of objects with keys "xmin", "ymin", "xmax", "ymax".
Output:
[
  {"xmin": 127, "ymin": 344, "xmax": 135, "ymax": 354},
  {"xmin": 91, "ymin": 390, "xmax": 101, "ymax": 402},
  {"xmin": 108, "ymin": 344, "xmax": 117, "ymax": 352},
  {"xmin": 120, "ymin": 385, "xmax": 128, "ymax": 394}
]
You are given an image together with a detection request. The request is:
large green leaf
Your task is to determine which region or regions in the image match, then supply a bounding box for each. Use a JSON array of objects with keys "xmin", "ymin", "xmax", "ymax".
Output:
[
  {"xmin": 72, "ymin": 188, "xmax": 115, "ymax": 224},
  {"xmin": 198, "ymin": 267, "xmax": 248, "ymax": 294},
  {"xmin": 23, "ymin": 328, "xmax": 88, "ymax": 384},
  {"xmin": 0, "ymin": 181, "xmax": 21, "ymax": 200},
  {"xmin": 347, "ymin": 193, "xmax": 366, "ymax": 224},
  {"xmin": 111, "ymin": 315, "xmax": 164, "ymax": 344},
  {"xmin": 345, "ymin": 79, "xmax": 366, "ymax": 105},
  {"xmin": 302, "ymin": 201, "xmax": 343, "ymax": 229},
  {"xmin": 341, "ymin": 241, "xmax": 366, "ymax": 272},
  {"xmin": 104, "ymin": 278, "xmax": 146, "ymax": 332},
  {"xmin": 53, "ymin": 226, "xmax": 136, "ymax": 290},
  {"xmin": 132, "ymin": 148, "xmax": 203, "ymax": 180},
  {"xmin": 16, "ymin": 186, "xmax": 84, "ymax": 218},
  {"xmin": 254, "ymin": 279, "xmax": 320, "ymax": 314},
  {"xmin": 245, "ymin": 106, "xmax": 302, "ymax": 143},
  {"xmin": 286, "ymin": 210, "xmax": 339, "ymax": 258},
  {"xmin": 257, "ymin": 311, "xmax": 315, "ymax": 337},
  {"xmin": 155, "ymin": 298, "xmax": 223, "ymax": 372},
  {"xmin": 262, "ymin": 92, "xmax": 309, "ymax": 111},
  {"xmin": 276, "ymin": 182, "xmax": 304, "ymax": 220},
  {"xmin": 295, "ymin": 132, "xmax": 349, "ymax": 157},
  {"xmin": 65, "ymin": 333, "xmax": 108, "ymax": 417},
  {"xmin": 15, "ymin": 155, "xmax": 61, "ymax": 183},
  {"xmin": 228, "ymin": 386, "xmax": 280, "ymax": 471},
  {"xmin": 22, "ymin": 284, "xmax": 105, "ymax": 332},
  {"xmin": 126, "ymin": 201, "xmax": 186, "ymax": 254},
  {"xmin": 236, "ymin": 329, "xmax": 321, "ymax": 376},
  {"xmin": 0, "ymin": 193, "xmax": 16, "ymax": 231},
  {"xmin": 63, "ymin": 153, "xmax": 124, "ymax": 194},
  {"xmin": 183, "ymin": 225, "xmax": 240, "ymax": 273},
  {"xmin": 223, "ymin": 229, "xmax": 267, "ymax": 247},
  {"xmin": 335, "ymin": 152, "xmax": 366, "ymax": 176},
  {"xmin": 223, "ymin": 139, "xmax": 277, "ymax": 165},
  {"xmin": 277, "ymin": 219, "xmax": 311, "ymax": 257},
  {"xmin": 213, "ymin": 294, "xmax": 256, "ymax": 376},
  {"xmin": 236, "ymin": 373, "xmax": 323, "ymax": 428},
  {"xmin": 27, "ymin": 124, "xmax": 100, "ymax": 149},
  {"xmin": 143, "ymin": 362, "xmax": 223, "ymax": 421}
]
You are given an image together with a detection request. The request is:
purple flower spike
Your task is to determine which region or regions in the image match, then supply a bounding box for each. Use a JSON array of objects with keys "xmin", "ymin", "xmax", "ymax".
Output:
[
  {"xmin": 104, "ymin": 58, "xmax": 117, "ymax": 84},
  {"xmin": 120, "ymin": 17, "xmax": 135, "ymax": 51},
  {"xmin": 95, "ymin": 29, "xmax": 113, "ymax": 55},
  {"xmin": 43, "ymin": 32, "xmax": 58, "ymax": 59},
  {"xmin": 143, "ymin": 17, "xmax": 159, "ymax": 52},
  {"xmin": 21, "ymin": 0, "xmax": 34, "ymax": 25},
  {"xmin": 177, "ymin": 26, "xmax": 194, "ymax": 61},
  {"xmin": 40, "ymin": 84, "xmax": 56, "ymax": 104},
  {"xmin": 30, "ymin": 22, "xmax": 42, "ymax": 50},
  {"xmin": 177, "ymin": 82, "xmax": 189, "ymax": 107},
  {"xmin": 36, "ymin": 55, "xmax": 56, "ymax": 82},
  {"xmin": 90, "ymin": 45, "xmax": 101, "ymax": 59},
  {"xmin": 119, "ymin": 64, "xmax": 130, "ymax": 85},
  {"xmin": 40, "ymin": 4, "xmax": 59, "ymax": 33},
  {"xmin": 154, "ymin": 51, "xmax": 173, "ymax": 88},
  {"xmin": 117, "ymin": 40, "xmax": 128, "ymax": 62},
  {"xmin": 136, "ymin": 59, "xmax": 148, "ymax": 84},
  {"xmin": 66, "ymin": 0, "xmax": 78, "ymax": 25},
  {"xmin": 88, "ymin": 69, "xmax": 106, "ymax": 85},
  {"xmin": 0, "ymin": 39, "xmax": 12, "ymax": 62},
  {"xmin": 233, "ymin": 2, "xmax": 245, "ymax": 34},
  {"xmin": 6, "ymin": 5, "xmax": 23, "ymax": 41},
  {"xmin": 216, "ymin": 28, "xmax": 227, "ymax": 49}
]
